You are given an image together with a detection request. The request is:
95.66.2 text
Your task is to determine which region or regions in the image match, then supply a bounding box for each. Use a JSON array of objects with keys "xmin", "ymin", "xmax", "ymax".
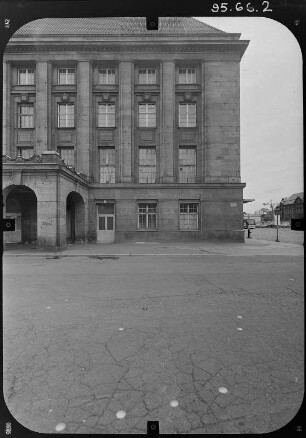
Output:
[{"xmin": 211, "ymin": 1, "xmax": 273, "ymax": 13}]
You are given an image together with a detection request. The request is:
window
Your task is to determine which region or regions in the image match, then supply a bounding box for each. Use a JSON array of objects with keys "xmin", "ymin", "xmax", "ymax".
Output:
[
  {"xmin": 180, "ymin": 203, "xmax": 199, "ymax": 230},
  {"xmin": 178, "ymin": 68, "xmax": 196, "ymax": 84},
  {"xmin": 17, "ymin": 147, "xmax": 34, "ymax": 159},
  {"xmin": 99, "ymin": 148, "xmax": 115, "ymax": 183},
  {"xmin": 139, "ymin": 69, "xmax": 156, "ymax": 84},
  {"xmin": 58, "ymin": 68, "xmax": 75, "ymax": 85},
  {"xmin": 139, "ymin": 147, "xmax": 156, "ymax": 183},
  {"xmin": 98, "ymin": 69, "xmax": 116, "ymax": 84},
  {"xmin": 57, "ymin": 103, "xmax": 75, "ymax": 128},
  {"xmin": 179, "ymin": 147, "xmax": 196, "ymax": 183},
  {"xmin": 179, "ymin": 103, "xmax": 196, "ymax": 127},
  {"xmin": 98, "ymin": 104, "xmax": 115, "ymax": 127},
  {"xmin": 18, "ymin": 68, "xmax": 35, "ymax": 85},
  {"xmin": 138, "ymin": 203, "xmax": 157, "ymax": 230},
  {"xmin": 18, "ymin": 105, "xmax": 34, "ymax": 128},
  {"xmin": 139, "ymin": 103, "xmax": 156, "ymax": 128},
  {"xmin": 59, "ymin": 147, "xmax": 75, "ymax": 166}
]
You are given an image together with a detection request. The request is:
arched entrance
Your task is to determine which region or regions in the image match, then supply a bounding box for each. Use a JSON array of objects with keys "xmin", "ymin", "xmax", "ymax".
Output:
[
  {"xmin": 66, "ymin": 192, "xmax": 85, "ymax": 243},
  {"xmin": 4, "ymin": 185, "xmax": 37, "ymax": 244}
]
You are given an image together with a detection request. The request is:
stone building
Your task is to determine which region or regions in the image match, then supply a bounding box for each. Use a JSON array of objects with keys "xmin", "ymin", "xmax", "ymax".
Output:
[
  {"xmin": 2, "ymin": 17, "xmax": 249, "ymax": 249},
  {"xmin": 277, "ymin": 193, "xmax": 304, "ymax": 224}
]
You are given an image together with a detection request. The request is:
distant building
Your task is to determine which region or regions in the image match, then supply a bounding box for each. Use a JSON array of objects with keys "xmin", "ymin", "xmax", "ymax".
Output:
[
  {"xmin": 2, "ymin": 17, "xmax": 249, "ymax": 249},
  {"xmin": 277, "ymin": 193, "xmax": 304, "ymax": 223}
]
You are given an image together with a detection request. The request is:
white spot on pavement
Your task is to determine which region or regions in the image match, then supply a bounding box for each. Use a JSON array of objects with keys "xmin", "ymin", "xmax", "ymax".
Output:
[
  {"xmin": 118, "ymin": 328, "xmax": 125, "ymax": 331},
  {"xmin": 82, "ymin": 419, "xmax": 86, "ymax": 423},
  {"xmin": 170, "ymin": 400, "xmax": 179, "ymax": 407},
  {"xmin": 116, "ymin": 410, "xmax": 126, "ymax": 419},
  {"xmin": 237, "ymin": 315, "xmax": 242, "ymax": 319},
  {"xmin": 237, "ymin": 327, "xmax": 243, "ymax": 331},
  {"xmin": 289, "ymin": 278, "xmax": 295, "ymax": 281},
  {"xmin": 64, "ymin": 299, "xmax": 69, "ymax": 302},
  {"xmin": 55, "ymin": 422, "xmax": 66, "ymax": 432},
  {"xmin": 295, "ymin": 377, "xmax": 299, "ymax": 382},
  {"xmin": 46, "ymin": 307, "xmax": 51, "ymax": 309},
  {"xmin": 48, "ymin": 409, "xmax": 53, "ymax": 413},
  {"xmin": 218, "ymin": 387, "xmax": 228, "ymax": 394}
]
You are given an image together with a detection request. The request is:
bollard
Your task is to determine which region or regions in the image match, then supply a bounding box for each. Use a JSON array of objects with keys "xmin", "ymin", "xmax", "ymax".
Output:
[{"xmin": 247, "ymin": 229, "xmax": 252, "ymax": 238}]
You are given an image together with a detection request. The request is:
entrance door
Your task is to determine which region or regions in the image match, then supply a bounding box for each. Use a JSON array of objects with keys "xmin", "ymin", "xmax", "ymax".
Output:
[{"xmin": 97, "ymin": 203, "xmax": 115, "ymax": 243}]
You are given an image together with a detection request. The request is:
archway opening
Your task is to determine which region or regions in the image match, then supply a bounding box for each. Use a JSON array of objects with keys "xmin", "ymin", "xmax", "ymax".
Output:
[
  {"xmin": 4, "ymin": 185, "xmax": 37, "ymax": 244},
  {"xmin": 66, "ymin": 192, "xmax": 85, "ymax": 243}
]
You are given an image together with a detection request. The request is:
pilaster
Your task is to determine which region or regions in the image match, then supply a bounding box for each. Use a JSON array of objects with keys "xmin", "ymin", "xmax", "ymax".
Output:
[{"xmin": 119, "ymin": 61, "xmax": 133, "ymax": 182}]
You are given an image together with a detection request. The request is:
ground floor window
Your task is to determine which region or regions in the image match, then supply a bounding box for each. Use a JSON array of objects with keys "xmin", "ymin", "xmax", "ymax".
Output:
[
  {"xmin": 138, "ymin": 203, "xmax": 157, "ymax": 230},
  {"xmin": 179, "ymin": 203, "xmax": 199, "ymax": 230}
]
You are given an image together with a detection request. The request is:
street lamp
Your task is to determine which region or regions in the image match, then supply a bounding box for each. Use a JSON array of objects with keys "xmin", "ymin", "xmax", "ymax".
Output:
[{"xmin": 263, "ymin": 200, "xmax": 279, "ymax": 242}]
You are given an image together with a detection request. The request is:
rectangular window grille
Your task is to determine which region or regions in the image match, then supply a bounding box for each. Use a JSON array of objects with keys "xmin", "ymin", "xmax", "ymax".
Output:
[
  {"xmin": 179, "ymin": 147, "xmax": 196, "ymax": 183},
  {"xmin": 18, "ymin": 68, "xmax": 35, "ymax": 85},
  {"xmin": 99, "ymin": 148, "xmax": 115, "ymax": 183},
  {"xmin": 139, "ymin": 148, "xmax": 156, "ymax": 183},
  {"xmin": 138, "ymin": 203, "xmax": 157, "ymax": 230},
  {"xmin": 179, "ymin": 203, "xmax": 199, "ymax": 230},
  {"xmin": 57, "ymin": 103, "xmax": 75, "ymax": 128},
  {"xmin": 58, "ymin": 68, "xmax": 75, "ymax": 85},
  {"xmin": 98, "ymin": 69, "xmax": 116, "ymax": 84},
  {"xmin": 98, "ymin": 103, "xmax": 116, "ymax": 127},
  {"xmin": 18, "ymin": 105, "xmax": 34, "ymax": 128},
  {"xmin": 178, "ymin": 68, "xmax": 196, "ymax": 84},
  {"xmin": 139, "ymin": 69, "xmax": 156, "ymax": 84},
  {"xmin": 59, "ymin": 147, "xmax": 75, "ymax": 166},
  {"xmin": 139, "ymin": 103, "xmax": 156, "ymax": 128},
  {"xmin": 179, "ymin": 103, "xmax": 196, "ymax": 127},
  {"xmin": 17, "ymin": 148, "xmax": 34, "ymax": 159}
]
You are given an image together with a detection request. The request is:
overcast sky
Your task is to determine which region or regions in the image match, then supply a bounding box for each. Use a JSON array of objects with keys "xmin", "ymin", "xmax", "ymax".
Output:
[{"xmin": 197, "ymin": 17, "xmax": 303, "ymax": 213}]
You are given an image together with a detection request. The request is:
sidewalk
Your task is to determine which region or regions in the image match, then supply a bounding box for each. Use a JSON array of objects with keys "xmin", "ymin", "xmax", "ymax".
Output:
[{"xmin": 3, "ymin": 238, "xmax": 304, "ymax": 257}]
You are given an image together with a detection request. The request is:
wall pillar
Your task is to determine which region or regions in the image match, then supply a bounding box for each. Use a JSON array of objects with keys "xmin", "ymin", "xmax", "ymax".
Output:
[
  {"xmin": 119, "ymin": 61, "xmax": 133, "ymax": 182},
  {"xmin": 35, "ymin": 61, "xmax": 50, "ymax": 155},
  {"xmin": 77, "ymin": 61, "xmax": 92, "ymax": 177},
  {"xmin": 160, "ymin": 61, "xmax": 175, "ymax": 183},
  {"xmin": 3, "ymin": 61, "xmax": 11, "ymax": 156}
]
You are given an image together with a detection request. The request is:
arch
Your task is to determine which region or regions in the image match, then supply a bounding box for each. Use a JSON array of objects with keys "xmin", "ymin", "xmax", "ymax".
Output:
[
  {"xmin": 4, "ymin": 185, "xmax": 37, "ymax": 244},
  {"xmin": 66, "ymin": 191, "xmax": 85, "ymax": 243}
]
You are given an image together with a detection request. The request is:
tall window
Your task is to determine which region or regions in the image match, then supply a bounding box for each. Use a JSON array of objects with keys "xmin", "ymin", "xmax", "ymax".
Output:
[
  {"xmin": 18, "ymin": 68, "xmax": 35, "ymax": 85},
  {"xmin": 179, "ymin": 147, "xmax": 196, "ymax": 183},
  {"xmin": 59, "ymin": 147, "xmax": 75, "ymax": 166},
  {"xmin": 57, "ymin": 103, "xmax": 75, "ymax": 128},
  {"xmin": 98, "ymin": 103, "xmax": 115, "ymax": 127},
  {"xmin": 179, "ymin": 103, "xmax": 196, "ymax": 127},
  {"xmin": 139, "ymin": 103, "xmax": 156, "ymax": 128},
  {"xmin": 179, "ymin": 203, "xmax": 199, "ymax": 230},
  {"xmin": 139, "ymin": 148, "xmax": 156, "ymax": 183},
  {"xmin": 138, "ymin": 203, "xmax": 157, "ymax": 230},
  {"xmin": 139, "ymin": 69, "xmax": 156, "ymax": 84},
  {"xmin": 18, "ymin": 105, "xmax": 34, "ymax": 128},
  {"xmin": 99, "ymin": 148, "xmax": 115, "ymax": 183},
  {"xmin": 98, "ymin": 69, "xmax": 116, "ymax": 84},
  {"xmin": 58, "ymin": 68, "xmax": 75, "ymax": 85},
  {"xmin": 178, "ymin": 68, "xmax": 196, "ymax": 84},
  {"xmin": 17, "ymin": 147, "xmax": 34, "ymax": 159}
]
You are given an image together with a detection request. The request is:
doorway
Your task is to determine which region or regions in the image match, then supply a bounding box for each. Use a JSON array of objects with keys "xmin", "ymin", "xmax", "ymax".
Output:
[{"xmin": 97, "ymin": 203, "xmax": 115, "ymax": 243}]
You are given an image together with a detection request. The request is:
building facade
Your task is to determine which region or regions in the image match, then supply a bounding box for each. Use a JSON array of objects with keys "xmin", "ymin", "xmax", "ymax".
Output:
[
  {"xmin": 277, "ymin": 193, "xmax": 304, "ymax": 223},
  {"xmin": 2, "ymin": 17, "xmax": 249, "ymax": 249}
]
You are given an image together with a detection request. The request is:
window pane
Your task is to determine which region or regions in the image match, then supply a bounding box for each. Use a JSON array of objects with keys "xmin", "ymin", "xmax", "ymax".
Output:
[
  {"xmin": 58, "ymin": 104, "xmax": 74, "ymax": 128},
  {"xmin": 107, "ymin": 216, "xmax": 114, "ymax": 230},
  {"xmin": 18, "ymin": 105, "xmax": 34, "ymax": 128},
  {"xmin": 18, "ymin": 148, "xmax": 33, "ymax": 159},
  {"xmin": 59, "ymin": 148, "xmax": 75, "ymax": 166},
  {"xmin": 98, "ymin": 204, "xmax": 114, "ymax": 214},
  {"xmin": 99, "ymin": 69, "xmax": 116, "ymax": 84},
  {"xmin": 98, "ymin": 217, "xmax": 106, "ymax": 230},
  {"xmin": 58, "ymin": 68, "xmax": 75, "ymax": 85},
  {"xmin": 18, "ymin": 68, "xmax": 35, "ymax": 85},
  {"xmin": 98, "ymin": 104, "xmax": 115, "ymax": 127}
]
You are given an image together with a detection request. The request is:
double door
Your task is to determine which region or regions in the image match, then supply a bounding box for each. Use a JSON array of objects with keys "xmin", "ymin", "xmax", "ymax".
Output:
[{"xmin": 97, "ymin": 203, "xmax": 115, "ymax": 243}]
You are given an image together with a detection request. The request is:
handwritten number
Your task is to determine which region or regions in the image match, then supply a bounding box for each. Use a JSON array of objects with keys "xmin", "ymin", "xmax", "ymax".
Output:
[{"xmin": 262, "ymin": 1, "xmax": 272, "ymax": 12}]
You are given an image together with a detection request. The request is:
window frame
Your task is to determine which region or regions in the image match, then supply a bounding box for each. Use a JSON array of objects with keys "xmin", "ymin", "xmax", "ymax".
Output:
[
  {"xmin": 57, "ymin": 103, "xmax": 75, "ymax": 128},
  {"xmin": 138, "ymin": 103, "xmax": 156, "ymax": 128},
  {"xmin": 58, "ymin": 146, "xmax": 75, "ymax": 167},
  {"xmin": 179, "ymin": 202, "xmax": 199, "ymax": 230},
  {"xmin": 178, "ymin": 68, "xmax": 196, "ymax": 84},
  {"xmin": 98, "ymin": 68, "xmax": 116, "ymax": 85},
  {"xmin": 17, "ymin": 147, "xmax": 34, "ymax": 159},
  {"xmin": 137, "ymin": 202, "xmax": 157, "ymax": 230},
  {"xmin": 178, "ymin": 146, "xmax": 197, "ymax": 183},
  {"xmin": 138, "ymin": 147, "xmax": 156, "ymax": 184},
  {"xmin": 17, "ymin": 68, "xmax": 35, "ymax": 85},
  {"xmin": 179, "ymin": 103, "xmax": 197, "ymax": 128},
  {"xmin": 97, "ymin": 103, "xmax": 116, "ymax": 128},
  {"xmin": 18, "ymin": 104, "xmax": 34, "ymax": 129},
  {"xmin": 138, "ymin": 68, "xmax": 157, "ymax": 85},
  {"xmin": 58, "ymin": 68, "xmax": 76, "ymax": 85},
  {"xmin": 99, "ymin": 147, "xmax": 116, "ymax": 183}
]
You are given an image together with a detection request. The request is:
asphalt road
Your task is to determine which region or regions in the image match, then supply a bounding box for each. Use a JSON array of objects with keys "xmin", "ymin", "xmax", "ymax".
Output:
[{"xmin": 3, "ymin": 251, "xmax": 304, "ymax": 434}]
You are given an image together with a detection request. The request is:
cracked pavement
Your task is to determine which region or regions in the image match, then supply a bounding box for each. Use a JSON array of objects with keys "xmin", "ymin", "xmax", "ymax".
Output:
[{"xmin": 3, "ymin": 247, "xmax": 304, "ymax": 434}]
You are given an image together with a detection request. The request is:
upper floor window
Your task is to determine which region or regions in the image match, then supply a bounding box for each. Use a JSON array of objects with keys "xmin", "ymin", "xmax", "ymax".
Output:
[
  {"xmin": 17, "ymin": 147, "xmax": 34, "ymax": 159},
  {"xmin": 99, "ymin": 147, "xmax": 115, "ymax": 183},
  {"xmin": 98, "ymin": 103, "xmax": 116, "ymax": 127},
  {"xmin": 98, "ymin": 69, "xmax": 116, "ymax": 84},
  {"xmin": 139, "ymin": 69, "xmax": 156, "ymax": 84},
  {"xmin": 139, "ymin": 147, "xmax": 156, "ymax": 183},
  {"xmin": 57, "ymin": 103, "xmax": 75, "ymax": 128},
  {"xmin": 139, "ymin": 103, "xmax": 156, "ymax": 128},
  {"xmin": 179, "ymin": 147, "xmax": 196, "ymax": 183},
  {"xmin": 179, "ymin": 103, "xmax": 196, "ymax": 127},
  {"xmin": 18, "ymin": 68, "xmax": 35, "ymax": 85},
  {"xmin": 58, "ymin": 68, "xmax": 75, "ymax": 85},
  {"xmin": 18, "ymin": 104, "xmax": 34, "ymax": 128},
  {"xmin": 59, "ymin": 147, "xmax": 75, "ymax": 167},
  {"xmin": 178, "ymin": 68, "xmax": 196, "ymax": 84}
]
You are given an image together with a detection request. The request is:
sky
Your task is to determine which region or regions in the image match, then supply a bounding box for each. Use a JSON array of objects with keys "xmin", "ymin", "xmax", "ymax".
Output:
[{"xmin": 197, "ymin": 17, "xmax": 303, "ymax": 213}]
